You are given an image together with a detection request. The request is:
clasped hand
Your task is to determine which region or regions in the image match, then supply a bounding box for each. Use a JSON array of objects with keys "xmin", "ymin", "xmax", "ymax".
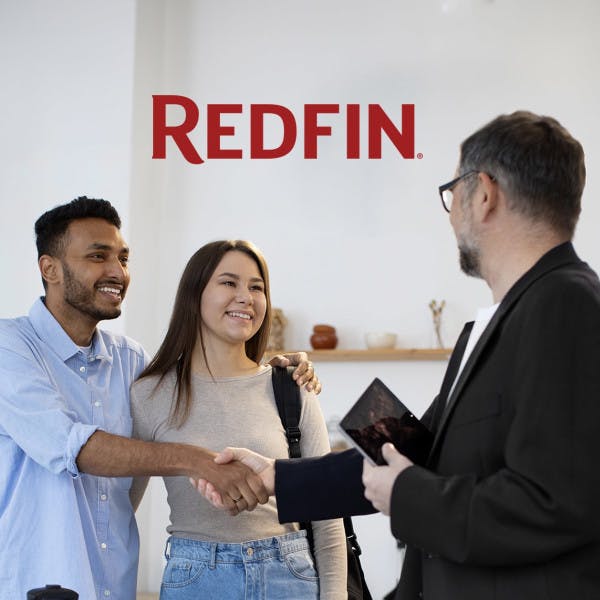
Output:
[
  {"xmin": 191, "ymin": 448, "xmax": 275, "ymax": 515},
  {"xmin": 194, "ymin": 443, "xmax": 413, "ymax": 518}
]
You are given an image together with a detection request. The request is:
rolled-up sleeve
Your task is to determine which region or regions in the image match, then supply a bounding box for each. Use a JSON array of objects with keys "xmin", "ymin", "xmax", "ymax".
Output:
[
  {"xmin": 64, "ymin": 422, "xmax": 100, "ymax": 476},
  {"xmin": 0, "ymin": 341, "xmax": 98, "ymax": 476}
]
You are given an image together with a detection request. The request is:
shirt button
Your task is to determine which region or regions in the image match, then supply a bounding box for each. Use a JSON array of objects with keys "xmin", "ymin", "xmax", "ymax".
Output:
[
  {"xmin": 246, "ymin": 547, "xmax": 254, "ymax": 556},
  {"xmin": 79, "ymin": 366, "xmax": 86, "ymax": 372},
  {"xmin": 101, "ymin": 543, "xmax": 107, "ymax": 550},
  {"xmin": 100, "ymin": 494, "xmax": 107, "ymax": 501}
]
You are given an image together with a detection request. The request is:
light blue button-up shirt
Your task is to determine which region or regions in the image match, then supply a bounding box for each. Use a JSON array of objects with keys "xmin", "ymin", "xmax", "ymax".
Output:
[{"xmin": 0, "ymin": 299, "xmax": 148, "ymax": 599}]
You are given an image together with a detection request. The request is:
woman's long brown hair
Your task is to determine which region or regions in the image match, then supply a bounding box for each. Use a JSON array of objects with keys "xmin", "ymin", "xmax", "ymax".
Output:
[{"xmin": 138, "ymin": 240, "xmax": 272, "ymax": 427}]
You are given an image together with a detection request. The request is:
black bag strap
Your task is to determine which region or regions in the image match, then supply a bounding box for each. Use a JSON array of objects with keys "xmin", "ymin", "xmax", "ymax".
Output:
[
  {"xmin": 343, "ymin": 514, "xmax": 362, "ymax": 557},
  {"xmin": 271, "ymin": 365, "xmax": 313, "ymax": 547},
  {"xmin": 271, "ymin": 366, "xmax": 362, "ymax": 546},
  {"xmin": 271, "ymin": 366, "xmax": 372, "ymax": 600},
  {"xmin": 271, "ymin": 366, "xmax": 302, "ymax": 458}
]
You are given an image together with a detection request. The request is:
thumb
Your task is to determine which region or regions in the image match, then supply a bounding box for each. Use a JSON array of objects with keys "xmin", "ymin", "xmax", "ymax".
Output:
[
  {"xmin": 381, "ymin": 442, "xmax": 401, "ymax": 464},
  {"xmin": 215, "ymin": 446, "xmax": 270, "ymax": 475},
  {"xmin": 214, "ymin": 447, "xmax": 239, "ymax": 464}
]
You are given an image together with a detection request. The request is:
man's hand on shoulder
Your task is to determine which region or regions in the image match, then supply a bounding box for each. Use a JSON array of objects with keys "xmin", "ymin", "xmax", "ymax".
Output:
[{"xmin": 268, "ymin": 351, "xmax": 321, "ymax": 394}]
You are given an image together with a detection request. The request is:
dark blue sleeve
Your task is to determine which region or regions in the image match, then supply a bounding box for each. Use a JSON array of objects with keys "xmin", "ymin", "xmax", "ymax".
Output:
[{"xmin": 275, "ymin": 448, "xmax": 376, "ymax": 522}]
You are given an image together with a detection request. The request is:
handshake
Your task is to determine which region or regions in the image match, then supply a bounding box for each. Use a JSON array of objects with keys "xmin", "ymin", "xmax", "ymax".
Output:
[
  {"xmin": 192, "ymin": 443, "xmax": 413, "ymax": 517},
  {"xmin": 192, "ymin": 447, "xmax": 276, "ymax": 515}
]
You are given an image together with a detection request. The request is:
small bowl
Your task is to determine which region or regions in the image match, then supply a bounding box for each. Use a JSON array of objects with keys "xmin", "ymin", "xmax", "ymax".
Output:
[{"xmin": 365, "ymin": 332, "xmax": 397, "ymax": 349}]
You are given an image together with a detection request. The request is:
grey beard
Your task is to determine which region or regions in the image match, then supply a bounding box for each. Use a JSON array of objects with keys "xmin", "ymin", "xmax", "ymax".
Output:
[{"xmin": 458, "ymin": 244, "xmax": 482, "ymax": 279}]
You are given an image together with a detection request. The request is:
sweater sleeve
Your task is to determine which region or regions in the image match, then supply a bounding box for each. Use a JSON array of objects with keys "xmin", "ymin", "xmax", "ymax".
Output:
[
  {"xmin": 128, "ymin": 379, "xmax": 153, "ymax": 510},
  {"xmin": 130, "ymin": 378, "xmax": 156, "ymax": 442},
  {"xmin": 298, "ymin": 388, "xmax": 348, "ymax": 600}
]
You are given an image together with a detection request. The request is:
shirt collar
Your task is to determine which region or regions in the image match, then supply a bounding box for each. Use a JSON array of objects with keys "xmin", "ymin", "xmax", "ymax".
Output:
[
  {"xmin": 28, "ymin": 297, "xmax": 111, "ymax": 364},
  {"xmin": 92, "ymin": 327, "xmax": 111, "ymax": 363}
]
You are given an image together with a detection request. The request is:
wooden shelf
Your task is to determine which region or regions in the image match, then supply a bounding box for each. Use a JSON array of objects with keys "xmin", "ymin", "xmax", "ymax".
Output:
[{"xmin": 265, "ymin": 348, "xmax": 452, "ymax": 362}]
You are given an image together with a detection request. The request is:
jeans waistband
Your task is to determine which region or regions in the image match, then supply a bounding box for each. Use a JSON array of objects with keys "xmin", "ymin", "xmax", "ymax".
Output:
[{"xmin": 164, "ymin": 530, "xmax": 309, "ymax": 565}]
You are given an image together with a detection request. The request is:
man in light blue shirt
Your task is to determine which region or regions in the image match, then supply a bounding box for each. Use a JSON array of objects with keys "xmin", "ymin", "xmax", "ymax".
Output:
[
  {"xmin": 0, "ymin": 198, "xmax": 318, "ymax": 599},
  {"xmin": 0, "ymin": 297, "xmax": 147, "ymax": 598}
]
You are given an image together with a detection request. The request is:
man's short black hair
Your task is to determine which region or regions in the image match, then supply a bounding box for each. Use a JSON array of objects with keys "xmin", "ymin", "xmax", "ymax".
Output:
[{"xmin": 34, "ymin": 196, "xmax": 121, "ymax": 259}]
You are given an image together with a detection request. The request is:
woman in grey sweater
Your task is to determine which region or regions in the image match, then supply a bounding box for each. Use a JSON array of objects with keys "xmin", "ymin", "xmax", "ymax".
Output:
[{"xmin": 130, "ymin": 240, "xmax": 347, "ymax": 600}]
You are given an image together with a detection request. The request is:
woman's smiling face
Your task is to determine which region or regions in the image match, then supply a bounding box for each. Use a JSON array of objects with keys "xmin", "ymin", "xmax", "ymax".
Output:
[{"xmin": 199, "ymin": 250, "xmax": 267, "ymax": 349}]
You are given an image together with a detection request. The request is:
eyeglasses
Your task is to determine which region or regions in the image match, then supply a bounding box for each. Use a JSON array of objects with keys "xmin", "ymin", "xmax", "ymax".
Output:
[{"xmin": 438, "ymin": 170, "xmax": 479, "ymax": 213}]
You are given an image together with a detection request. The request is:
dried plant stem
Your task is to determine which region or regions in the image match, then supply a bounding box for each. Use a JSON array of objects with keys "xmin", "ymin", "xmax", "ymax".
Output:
[{"xmin": 429, "ymin": 300, "xmax": 446, "ymax": 349}]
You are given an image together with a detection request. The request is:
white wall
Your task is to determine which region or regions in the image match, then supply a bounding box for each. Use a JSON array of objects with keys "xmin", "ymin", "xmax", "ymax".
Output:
[
  {"xmin": 0, "ymin": 1, "xmax": 137, "ymax": 333},
  {"xmin": 126, "ymin": 0, "xmax": 600, "ymax": 358},
  {"xmin": 127, "ymin": 5, "xmax": 600, "ymax": 593},
  {"xmin": 3, "ymin": 1, "xmax": 600, "ymax": 598}
]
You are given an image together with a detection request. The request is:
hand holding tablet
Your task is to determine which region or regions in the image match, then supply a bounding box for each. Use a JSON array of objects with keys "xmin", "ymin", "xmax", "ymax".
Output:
[{"xmin": 339, "ymin": 378, "xmax": 433, "ymax": 466}]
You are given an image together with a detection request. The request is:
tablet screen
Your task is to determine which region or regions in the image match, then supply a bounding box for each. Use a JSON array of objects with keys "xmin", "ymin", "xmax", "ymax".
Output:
[{"xmin": 338, "ymin": 378, "xmax": 433, "ymax": 465}]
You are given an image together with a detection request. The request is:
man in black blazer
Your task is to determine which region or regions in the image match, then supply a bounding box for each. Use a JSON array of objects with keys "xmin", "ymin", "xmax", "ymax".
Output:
[{"xmin": 199, "ymin": 111, "xmax": 600, "ymax": 600}]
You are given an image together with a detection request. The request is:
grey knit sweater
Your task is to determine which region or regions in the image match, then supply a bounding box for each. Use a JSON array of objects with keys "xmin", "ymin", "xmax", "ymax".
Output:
[{"xmin": 130, "ymin": 366, "xmax": 347, "ymax": 599}]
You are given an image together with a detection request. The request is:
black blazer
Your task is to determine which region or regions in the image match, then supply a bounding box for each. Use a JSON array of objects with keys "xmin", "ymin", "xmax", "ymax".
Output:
[{"xmin": 275, "ymin": 242, "xmax": 600, "ymax": 600}]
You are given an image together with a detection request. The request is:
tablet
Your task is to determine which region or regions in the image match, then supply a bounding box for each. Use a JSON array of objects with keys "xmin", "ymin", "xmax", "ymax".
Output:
[{"xmin": 338, "ymin": 377, "xmax": 433, "ymax": 466}]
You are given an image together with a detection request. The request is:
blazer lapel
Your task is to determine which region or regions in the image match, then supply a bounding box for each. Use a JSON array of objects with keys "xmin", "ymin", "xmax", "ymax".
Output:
[
  {"xmin": 434, "ymin": 304, "xmax": 506, "ymax": 443},
  {"xmin": 429, "ymin": 241, "xmax": 581, "ymax": 459},
  {"xmin": 428, "ymin": 321, "xmax": 473, "ymax": 433}
]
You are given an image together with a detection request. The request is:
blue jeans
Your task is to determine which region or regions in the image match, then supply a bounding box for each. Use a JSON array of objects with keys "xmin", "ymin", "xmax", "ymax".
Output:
[{"xmin": 159, "ymin": 530, "xmax": 319, "ymax": 600}]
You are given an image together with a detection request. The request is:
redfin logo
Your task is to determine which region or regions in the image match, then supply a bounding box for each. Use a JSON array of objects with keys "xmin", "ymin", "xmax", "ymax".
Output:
[{"xmin": 152, "ymin": 95, "xmax": 417, "ymax": 165}]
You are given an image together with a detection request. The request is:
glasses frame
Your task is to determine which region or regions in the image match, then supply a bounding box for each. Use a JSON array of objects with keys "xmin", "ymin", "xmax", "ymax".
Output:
[{"xmin": 438, "ymin": 170, "xmax": 479, "ymax": 213}]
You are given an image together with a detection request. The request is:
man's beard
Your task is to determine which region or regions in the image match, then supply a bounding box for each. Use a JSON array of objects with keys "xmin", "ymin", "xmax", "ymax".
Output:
[
  {"xmin": 457, "ymin": 215, "xmax": 483, "ymax": 279},
  {"xmin": 458, "ymin": 242, "xmax": 482, "ymax": 278},
  {"xmin": 456, "ymin": 200, "xmax": 483, "ymax": 279},
  {"xmin": 63, "ymin": 262, "xmax": 123, "ymax": 321}
]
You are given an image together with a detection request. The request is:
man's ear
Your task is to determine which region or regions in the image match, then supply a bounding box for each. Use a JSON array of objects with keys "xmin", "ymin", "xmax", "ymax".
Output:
[
  {"xmin": 39, "ymin": 255, "xmax": 62, "ymax": 286},
  {"xmin": 476, "ymin": 172, "xmax": 499, "ymax": 222}
]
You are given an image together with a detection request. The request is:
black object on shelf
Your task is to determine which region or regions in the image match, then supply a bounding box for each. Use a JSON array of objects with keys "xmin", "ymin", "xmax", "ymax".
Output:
[{"xmin": 27, "ymin": 584, "xmax": 78, "ymax": 599}]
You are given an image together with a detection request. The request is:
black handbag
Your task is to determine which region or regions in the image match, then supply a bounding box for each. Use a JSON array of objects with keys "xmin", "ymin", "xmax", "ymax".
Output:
[
  {"xmin": 27, "ymin": 585, "xmax": 78, "ymax": 599},
  {"xmin": 272, "ymin": 366, "xmax": 373, "ymax": 600}
]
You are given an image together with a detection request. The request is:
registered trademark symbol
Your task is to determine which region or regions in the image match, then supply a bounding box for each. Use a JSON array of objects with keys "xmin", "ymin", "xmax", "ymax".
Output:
[{"xmin": 417, "ymin": 153, "xmax": 423, "ymax": 159}]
